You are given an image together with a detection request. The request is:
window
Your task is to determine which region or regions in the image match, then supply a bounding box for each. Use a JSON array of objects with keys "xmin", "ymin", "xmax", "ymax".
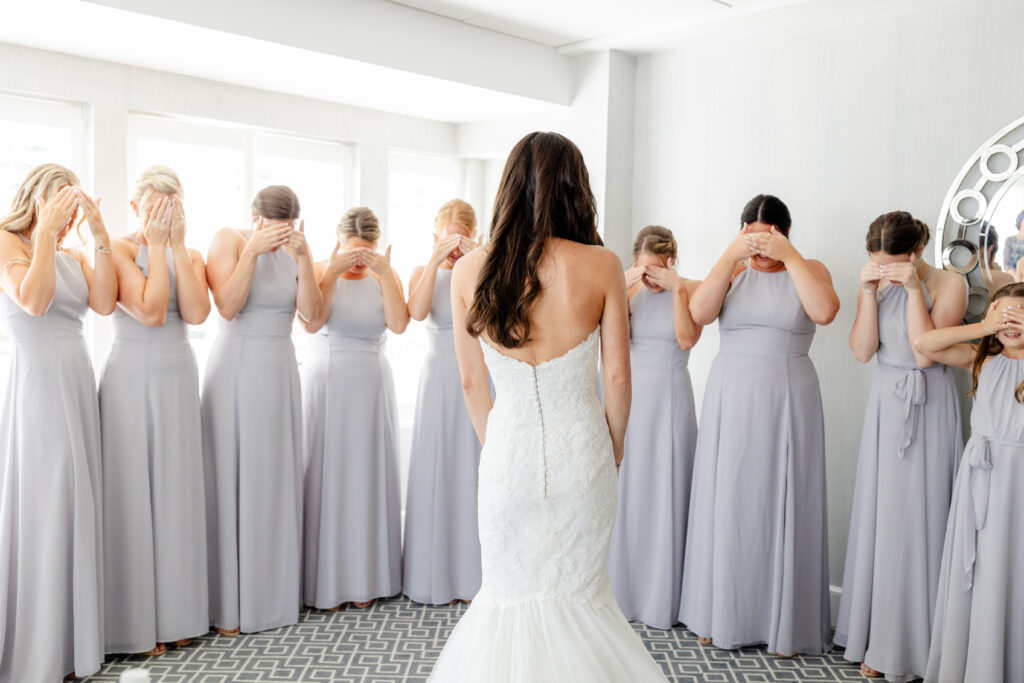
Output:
[
  {"xmin": 386, "ymin": 150, "xmax": 464, "ymax": 428},
  {"xmin": 128, "ymin": 114, "xmax": 354, "ymax": 374}
]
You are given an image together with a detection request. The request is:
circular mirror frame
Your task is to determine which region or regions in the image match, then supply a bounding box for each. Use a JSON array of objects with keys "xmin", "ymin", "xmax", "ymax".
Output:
[{"xmin": 936, "ymin": 114, "xmax": 1024, "ymax": 321}]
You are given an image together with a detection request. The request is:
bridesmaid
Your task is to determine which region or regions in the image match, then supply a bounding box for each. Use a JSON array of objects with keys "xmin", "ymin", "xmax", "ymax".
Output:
[
  {"xmin": 203, "ymin": 185, "xmax": 319, "ymax": 635},
  {"xmin": 914, "ymin": 283, "xmax": 1024, "ymax": 683},
  {"xmin": 403, "ymin": 199, "xmax": 483, "ymax": 605},
  {"xmin": 609, "ymin": 225, "xmax": 701, "ymax": 629},
  {"xmin": 0, "ymin": 164, "xmax": 117, "ymax": 682},
  {"xmin": 680, "ymin": 194, "xmax": 839, "ymax": 657},
  {"xmin": 302, "ymin": 206, "xmax": 408, "ymax": 610},
  {"xmin": 837, "ymin": 211, "xmax": 966, "ymax": 680},
  {"xmin": 100, "ymin": 166, "xmax": 212, "ymax": 656}
]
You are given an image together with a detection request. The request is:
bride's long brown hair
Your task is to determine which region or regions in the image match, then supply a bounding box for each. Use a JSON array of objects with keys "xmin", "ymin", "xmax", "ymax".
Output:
[{"xmin": 465, "ymin": 132, "xmax": 600, "ymax": 348}]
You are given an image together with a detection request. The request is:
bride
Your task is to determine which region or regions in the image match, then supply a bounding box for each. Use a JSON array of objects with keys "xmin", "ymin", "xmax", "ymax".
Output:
[{"xmin": 430, "ymin": 132, "xmax": 668, "ymax": 682}]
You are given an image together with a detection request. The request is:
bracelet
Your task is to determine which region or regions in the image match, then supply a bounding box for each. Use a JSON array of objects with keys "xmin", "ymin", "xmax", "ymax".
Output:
[
  {"xmin": 982, "ymin": 319, "xmax": 997, "ymax": 335},
  {"xmin": 861, "ymin": 287, "xmax": 877, "ymax": 295},
  {"xmin": 95, "ymin": 244, "xmax": 112, "ymax": 254}
]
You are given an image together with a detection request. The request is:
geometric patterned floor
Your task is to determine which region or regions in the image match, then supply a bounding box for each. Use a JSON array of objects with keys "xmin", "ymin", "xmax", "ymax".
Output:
[{"xmin": 84, "ymin": 597, "xmax": 868, "ymax": 682}]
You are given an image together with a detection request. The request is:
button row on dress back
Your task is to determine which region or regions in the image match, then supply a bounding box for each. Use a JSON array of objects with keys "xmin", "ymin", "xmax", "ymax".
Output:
[{"xmin": 531, "ymin": 366, "xmax": 547, "ymax": 498}]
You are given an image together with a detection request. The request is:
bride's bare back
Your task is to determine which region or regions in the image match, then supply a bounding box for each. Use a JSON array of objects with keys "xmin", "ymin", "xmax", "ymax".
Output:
[{"xmin": 451, "ymin": 235, "xmax": 631, "ymax": 463}]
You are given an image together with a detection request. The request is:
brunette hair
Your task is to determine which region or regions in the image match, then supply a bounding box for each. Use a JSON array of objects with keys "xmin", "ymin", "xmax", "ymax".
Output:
[
  {"xmin": 970, "ymin": 281, "xmax": 1024, "ymax": 403},
  {"xmin": 465, "ymin": 131, "xmax": 600, "ymax": 347},
  {"xmin": 865, "ymin": 211, "xmax": 930, "ymax": 254},
  {"xmin": 251, "ymin": 185, "xmax": 300, "ymax": 221},
  {"xmin": 740, "ymin": 194, "xmax": 791, "ymax": 236},
  {"xmin": 632, "ymin": 225, "xmax": 677, "ymax": 260}
]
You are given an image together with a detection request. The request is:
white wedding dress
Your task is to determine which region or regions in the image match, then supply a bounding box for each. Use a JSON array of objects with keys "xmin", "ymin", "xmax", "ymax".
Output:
[{"xmin": 429, "ymin": 327, "xmax": 668, "ymax": 682}]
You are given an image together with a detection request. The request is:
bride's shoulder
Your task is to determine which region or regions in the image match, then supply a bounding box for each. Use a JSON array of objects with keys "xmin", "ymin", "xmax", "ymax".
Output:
[{"xmin": 561, "ymin": 241, "xmax": 623, "ymax": 275}]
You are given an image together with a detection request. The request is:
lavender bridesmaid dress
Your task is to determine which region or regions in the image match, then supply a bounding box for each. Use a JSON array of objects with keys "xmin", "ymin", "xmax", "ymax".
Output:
[
  {"xmin": 679, "ymin": 266, "xmax": 832, "ymax": 655},
  {"xmin": 100, "ymin": 238, "xmax": 209, "ymax": 653},
  {"xmin": 0, "ymin": 247, "xmax": 103, "ymax": 682},
  {"xmin": 202, "ymin": 240, "xmax": 303, "ymax": 633},
  {"xmin": 835, "ymin": 279, "xmax": 962, "ymax": 681},
  {"xmin": 609, "ymin": 287, "xmax": 696, "ymax": 629},
  {"xmin": 403, "ymin": 268, "xmax": 483, "ymax": 605},
  {"xmin": 925, "ymin": 354, "xmax": 1024, "ymax": 683},
  {"xmin": 302, "ymin": 275, "xmax": 402, "ymax": 607}
]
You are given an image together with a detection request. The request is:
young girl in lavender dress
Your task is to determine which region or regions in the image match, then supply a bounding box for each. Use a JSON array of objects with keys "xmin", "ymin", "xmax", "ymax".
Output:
[
  {"xmin": 0, "ymin": 164, "xmax": 117, "ymax": 682},
  {"xmin": 302, "ymin": 207, "xmax": 408, "ymax": 609},
  {"xmin": 609, "ymin": 225, "xmax": 700, "ymax": 629},
  {"xmin": 203, "ymin": 185, "xmax": 319, "ymax": 635},
  {"xmin": 837, "ymin": 211, "xmax": 966, "ymax": 681},
  {"xmin": 680, "ymin": 195, "xmax": 839, "ymax": 657},
  {"xmin": 403, "ymin": 199, "xmax": 484, "ymax": 605},
  {"xmin": 914, "ymin": 282, "xmax": 1024, "ymax": 683}
]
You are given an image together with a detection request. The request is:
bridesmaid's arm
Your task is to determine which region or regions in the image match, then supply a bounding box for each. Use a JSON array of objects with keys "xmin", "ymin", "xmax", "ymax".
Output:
[
  {"xmin": 206, "ymin": 229, "xmax": 259, "ymax": 321},
  {"xmin": 783, "ymin": 256, "xmax": 839, "ymax": 326},
  {"xmin": 300, "ymin": 262, "xmax": 336, "ymax": 334},
  {"xmin": 362, "ymin": 246, "xmax": 410, "ymax": 333},
  {"xmin": 912, "ymin": 322, "xmax": 985, "ymax": 370},
  {"xmin": 689, "ymin": 232, "xmax": 751, "ymax": 325},
  {"xmin": 111, "ymin": 237, "xmax": 170, "ymax": 326},
  {"xmin": 451, "ymin": 250, "xmax": 492, "ymax": 445},
  {"xmin": 905, "ymin": 269, "xmax": 967, "ymax": 368},
  {"xmin": 0, "ymin": 232, "xmax": 56, "ymax": 317},
  {"xmin": 288, "ymin": 222, "xmax": 320, "ymax": 324},
  {"xmin": 674, "ymin": 280, "xmax": 703, "ymax": 350},
  {"xmin": 77, "ymin": 191, "xmax": 118, "ymax": 315},
  {"xmin": 175, "ymin": 248, "xmax": 212, "ymax": 325},
  {"xmin": 599, "ymin": 251, "xmax": 631, "ymax": 467},
  {"xmin": 407, "ymin": 265, "xmax": 437, "ymax": 321},
  {"xmin": 850, "ymin": 260, "xmax": 881, "ymax": 363}
]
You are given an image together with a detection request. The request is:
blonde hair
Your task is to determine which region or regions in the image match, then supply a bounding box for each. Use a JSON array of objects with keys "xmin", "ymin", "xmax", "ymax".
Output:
[
  {"xmin": 133, "ymin": 165, "xmax": 183, "ymax": 205},
  {"xmin": 632, "ymin": 225, "xmax": 677, "ymax": 260},
  {"xmin": 252, "ymin": 185, "xmax": 300, "ymax": 221},
  {"xmin": 337, "ymin": 206, "xmax": 380, "ymax": 244},
  {"xmin": 434, "ymin": 199, "xmax": 477, "ymax": 236},
  {"xmin": 0, "ymin": 163, "xmax": 81, "ymax": 238}
]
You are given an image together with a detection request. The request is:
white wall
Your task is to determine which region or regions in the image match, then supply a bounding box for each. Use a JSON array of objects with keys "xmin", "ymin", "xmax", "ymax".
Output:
[{"xmin": 631, "ymin": 0, "xmax": 1024, "ymax": 608}]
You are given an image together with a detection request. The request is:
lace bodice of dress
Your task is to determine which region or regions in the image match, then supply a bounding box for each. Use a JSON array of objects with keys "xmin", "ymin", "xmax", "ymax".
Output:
[{"xmin": 476, "ymin": 327, "xmax": 617, "ymax": 606}]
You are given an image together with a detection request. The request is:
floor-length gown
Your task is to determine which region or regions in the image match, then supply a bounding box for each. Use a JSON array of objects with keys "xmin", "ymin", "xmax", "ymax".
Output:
[
  {"xmin": 403, "ymin": 268, "xmax": 483, "ymax": 604},
  {"xmin": 609, "ymin": 288, "xmax": 697, "ymax": 629},
  {"xmin": 100, "ymin": 239, "xmax": 208, "ymax": 653},
  {"xmin": 679, "ymin": 266, "xmax": 832, "ymax": 655},
  {"xmin": 302, "ymin": 275, "xmax": 401, "ymax": 607},
  {"xmin": 202, "ymin": 242, "xmax": 302, "ymax": 633},
  {"xmin": 835, "ymin": 281, "xmax": 962, "ymax": 681},
  {"xmin": 429, "ymin": 327, "xmax": 668, "ymax": 682},
  {"xmin": 925, "ymin": 354, "xmax": 1024, "ymax": 683},
  {"xmin": 0, "ymin": 248, "xmax": 104, "ymax": 682}
]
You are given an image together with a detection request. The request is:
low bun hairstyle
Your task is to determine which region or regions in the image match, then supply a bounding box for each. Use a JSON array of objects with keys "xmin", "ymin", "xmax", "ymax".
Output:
[
  {"xmin": 252, "ymin": 185, "xmax": 300, "ymax": 221},
  {"xmin": 632, "ymin": 225, "xmax": 677, "ymax": 261},
  {"xmin": 865, "ymin": 211, "xmax": 930, "ymax": 255},
  {"xmin": 435, "ymin": 199, "xmax": 477, "ymax": 236},
  {"xmin": 337, "ymin": 206, "xmax": 381, "ymax": 244},
  {"xmin": 740, "ymin": 194, "xmax": 791, "ymax": 237}
]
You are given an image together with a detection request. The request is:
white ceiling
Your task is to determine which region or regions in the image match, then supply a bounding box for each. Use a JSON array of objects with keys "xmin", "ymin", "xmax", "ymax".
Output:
[
  {"xmin": 0, "ymin": 0, "xmax": 845, "ymax": 123},
  {"xmin": 386, "ymin": 0, "xmax": 804, "ymax": 49}
]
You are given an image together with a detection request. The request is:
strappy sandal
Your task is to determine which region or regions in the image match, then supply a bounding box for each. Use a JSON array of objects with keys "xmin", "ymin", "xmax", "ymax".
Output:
[
  {"xmin": 697, "ymin": 637, "xmax": 712, "ymax": 646},
  {"xmin": 860, "ymin": 662, "xmax": 882, "ymax": 678},
  {"xmin": 141, "ymin": 643, "xmax": 167, "ymax": 656},
  {"xmin": 352, "ymin": 600, "xmax": 375, "ymax": 608},
  {"xmin": 215, "ymin": 627, "xmax": 241, "ymax": 637}
]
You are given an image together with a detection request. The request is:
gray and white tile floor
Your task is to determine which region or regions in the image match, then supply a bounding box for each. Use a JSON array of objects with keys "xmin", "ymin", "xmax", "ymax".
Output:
[{"xmin": 85, "ymin": 598, "xmax": 868, "ymax": 682}]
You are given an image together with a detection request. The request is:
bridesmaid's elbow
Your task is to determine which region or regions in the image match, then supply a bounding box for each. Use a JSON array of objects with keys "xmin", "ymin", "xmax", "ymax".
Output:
[{"xmin": 811, "ymin": 302, "xmax": 840, "ymax": 326}]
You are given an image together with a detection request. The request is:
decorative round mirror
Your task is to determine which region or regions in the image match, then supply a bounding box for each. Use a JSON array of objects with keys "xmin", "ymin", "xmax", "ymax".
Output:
[{"xmin": 936, "ymin": 115, "xmax": 1024, "ymax": 322}]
